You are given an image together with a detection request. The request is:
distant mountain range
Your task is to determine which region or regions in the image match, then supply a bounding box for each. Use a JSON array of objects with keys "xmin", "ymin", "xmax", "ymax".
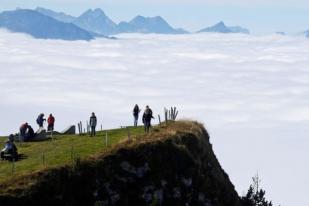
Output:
[
  {"xmin": 35, "ymin": 7, "xmax": 76, "ymax": 23},
  {"xmin": 197, "ymin": 21, "xmax": 250, "ymax": 34},
  {"xmin": 117, "ymin": 15, "xmax": 188, "ymax": 34},
  {"xmin": 0, "ymin": 8, "xmax": 254, "ymax": 41},
  {"xmin": 72, "ymin": 9, "xmax": 118, "ymax": 35},
  {"xmin": 0, "ymin": 9, "xmax": 94, "ymax": 41},
  {"xmin": 37, "ymin": 8, "xmax": 188, "ymax": 35}
]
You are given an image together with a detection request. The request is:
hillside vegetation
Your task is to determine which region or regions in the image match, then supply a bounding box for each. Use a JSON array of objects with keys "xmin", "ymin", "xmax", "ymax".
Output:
[
  {"xmin": 0, "ymin": 126, "xmax": 144, "ymax": 184},
  {"xmin": 0, "ymin": 121, "xmax": 241, "ymax": 206}
]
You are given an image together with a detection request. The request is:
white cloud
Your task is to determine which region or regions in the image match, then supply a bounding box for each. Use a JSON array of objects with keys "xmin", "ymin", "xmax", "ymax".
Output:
[{"xmin": 1, "ymin": 30, "xmax": 309, "ymax": 205}]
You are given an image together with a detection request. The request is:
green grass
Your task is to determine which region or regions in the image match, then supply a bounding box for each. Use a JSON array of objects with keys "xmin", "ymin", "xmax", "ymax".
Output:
[{"xmin": 0, "ymin": 126, "xmax": 145, "ymax": 184}]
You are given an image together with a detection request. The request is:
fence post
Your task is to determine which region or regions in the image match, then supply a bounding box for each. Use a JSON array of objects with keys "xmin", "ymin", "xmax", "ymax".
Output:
[
  {"xmin": 158, "ymin": 115, "xmax": 161, "ymax": 126},
  {"xmin": 11, "ymin": 159, "xmax": 15, "ymax": 175},
  {"xmin": 42, "ymin": 152, "xmax": 45, "ymax": 167},
  {"xmin": 19, "ymin": 133, "xmax": 22, "ymax": 147},
  {"xmin": 105, "ymin": 131, "xmax": 108, "ymax": 147},
  {"xmin": 70, "ymin": 145, "xmax": 74, "ymax": 164},
  {"xmin": 127, "ymin": 127, "xmax": 131, "ymax": 140},
  {"xmin": 51, "ymin": 130, "xmax": 54, "ymax": 141}
]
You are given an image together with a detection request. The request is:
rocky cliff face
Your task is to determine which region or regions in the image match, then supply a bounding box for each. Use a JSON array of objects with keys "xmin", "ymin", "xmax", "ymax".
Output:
[{"xmin": 0, "ymin": 121, "xmax": 241, "ymax": 206}]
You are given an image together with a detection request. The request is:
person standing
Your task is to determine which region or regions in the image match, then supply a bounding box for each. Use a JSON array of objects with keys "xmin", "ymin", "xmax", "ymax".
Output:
[
  {"xmin": 47, "ymin": 114, "xmax": 55, "ymax": 132},
  {"xmin": 89, "ymin": 112, "xmax": 97, "ymax": 137},
  {"xmin": 133, "ymin": 104, "xmax": 141, "ymax": 127},
  {"xmin": 142, "ymin": 105, "xmax": 154, "ymax": 133},
  {"xmin": 36, "ymin": 113, "xmax": 46, "ymax": 129}
]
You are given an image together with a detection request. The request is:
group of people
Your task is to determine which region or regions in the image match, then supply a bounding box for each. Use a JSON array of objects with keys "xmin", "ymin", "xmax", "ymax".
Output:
[
  {"xmin": 1, "ymin": 106, "xmax": 154, "ymax": 161},
  {"xmin": 36, "ymin": 113, "xmax": 55, "ymax": 131},
  {"xmin": 19, "ymin": 113, "xmax": 56, "ymax": 142},
  {"xmin": 133, "ymin": 105, "xmax": 154, "ymax": 133},
  {"xmin": 1, "ymin": 113, "xmax": 56, "ymax": 161}
]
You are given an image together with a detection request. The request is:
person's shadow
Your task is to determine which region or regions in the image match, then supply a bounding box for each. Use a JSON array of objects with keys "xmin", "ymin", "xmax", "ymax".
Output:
[
  {"xmin": 1, "ymin": 153, "xmax": 27, "ymax": 162},
  {"xmin": 18, "ymin": 153, "xmax": 28, "ymax": 160}
]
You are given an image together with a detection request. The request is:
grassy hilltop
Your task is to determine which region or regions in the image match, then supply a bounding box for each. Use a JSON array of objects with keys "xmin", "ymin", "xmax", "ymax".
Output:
[
  {"xmin": 0, "ymin": 126, "xmax": 144, "ymax": 184},
  {"xmin": 0, "ymin": 121, "xmax": 241, "ymax": 206}
]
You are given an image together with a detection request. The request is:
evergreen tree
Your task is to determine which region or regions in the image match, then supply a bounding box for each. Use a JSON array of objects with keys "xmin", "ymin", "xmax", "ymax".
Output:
[{"xmin": 241, "ymin": 174, "xmax": 274, "ymax": 206}]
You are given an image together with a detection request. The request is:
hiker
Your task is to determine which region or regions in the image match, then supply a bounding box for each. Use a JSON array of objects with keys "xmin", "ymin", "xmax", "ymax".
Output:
[
  {"xmin": 1, "ymin": 134, "xmax": 18, "ymax": 161},
  {"xmin": 89, "ymin": 112, "xmax": 97, "ymax": 137},
  {"xmin": 25, "ymin": 125, "xmax": 35, "ymax": 141},
  {"xmin": 36, "ymin": 113, "xmax": 46, "ymax": 128},
  {"xmin": 19, "ymin": 122, "xmax": 28, "ymax": 142},
  {"xmin": 142, "ymin": 105, "xmax": 154, "ymax": 133},
  {"xmin": 133, "ymin": 104, "xmax": 141, "ymax": 127},
  {"xmin": 47, "ymin": 114, "xmax": 55, "ymax": 132}
]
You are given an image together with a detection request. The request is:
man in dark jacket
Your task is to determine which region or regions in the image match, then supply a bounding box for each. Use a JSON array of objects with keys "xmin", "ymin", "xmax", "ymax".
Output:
[
  {"xmin": 133, "ymin": 104, "xmax": 141, "ymax": 127},
  {"xmin": 90, "ymin": 112, "xmax": 97, "ymax": 137},
  {"xmin": 36, "ymin": 113, "xmax": 46, "ymax": 128},
  {"xmin": 142, "ymin": 105, "xmax": 154, "ymax": 133},
  {"xmin": 25, "ymin": 125, "xmax": 35, "ymax": 141}
]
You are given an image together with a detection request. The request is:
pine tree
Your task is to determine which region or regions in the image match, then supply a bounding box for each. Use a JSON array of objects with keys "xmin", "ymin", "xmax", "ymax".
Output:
[{"xmin": 241, "ymin": 174, "xmax": 274, "ymax": 206}]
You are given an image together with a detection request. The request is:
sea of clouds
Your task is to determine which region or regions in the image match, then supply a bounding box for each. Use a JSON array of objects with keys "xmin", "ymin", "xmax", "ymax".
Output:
[{"xmin": 1, "ymin": 29, "xmax": 309, "ymax": 205}]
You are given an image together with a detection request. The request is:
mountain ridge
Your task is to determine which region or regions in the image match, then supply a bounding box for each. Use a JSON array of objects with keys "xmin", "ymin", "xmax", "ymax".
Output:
[
  {"xmin": 198, "ymin": 21, "xmax": 250, "ymax": 34},
  {"xmin": 0, "ymin": 9, "xmax": 94, "ymax": 41},
  {"xmin": 73, "ymin": 8, "xmax": 118, "ymax": 35}
]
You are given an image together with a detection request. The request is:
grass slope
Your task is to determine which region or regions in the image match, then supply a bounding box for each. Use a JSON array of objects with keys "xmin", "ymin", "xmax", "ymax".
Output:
[
  {"xmin": 0, "ymin": 121, "xmax": 242, "ymax": 206},
  {"xmin": 0, "ymin": 126, "xmax": 144, "ymax": 184}
]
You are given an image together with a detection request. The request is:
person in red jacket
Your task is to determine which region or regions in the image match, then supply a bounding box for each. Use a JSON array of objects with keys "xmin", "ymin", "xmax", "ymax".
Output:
[{"xmin": 47, "ymin": 114, "xmax": 55, "ymax": 132}]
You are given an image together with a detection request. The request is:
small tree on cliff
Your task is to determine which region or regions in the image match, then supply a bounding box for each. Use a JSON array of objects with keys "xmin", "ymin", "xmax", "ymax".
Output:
[{"xmin": 242, "ymin": 174, "xmax": 273, "ymax": 206}]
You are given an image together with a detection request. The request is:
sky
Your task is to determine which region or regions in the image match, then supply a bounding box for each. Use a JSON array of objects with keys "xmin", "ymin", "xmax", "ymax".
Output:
[
  {"xmin": 1, "ymin": 0, "xmax": 309, "ymax": 34},
  {"xmin": 1, "ymin": 30, "xmax": 309, "ymax": 205}
]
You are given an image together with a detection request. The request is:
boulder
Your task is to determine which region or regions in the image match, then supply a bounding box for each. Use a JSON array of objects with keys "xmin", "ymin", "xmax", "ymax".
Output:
[{"xmin": 61, "ymin": 125, "xmax": 76, "ymax": 135}]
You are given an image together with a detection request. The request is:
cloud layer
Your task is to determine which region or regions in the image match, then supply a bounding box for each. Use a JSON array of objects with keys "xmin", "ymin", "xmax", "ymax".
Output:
[{"xmin": 1, "ymin": 30, "xmax": 309, "ymax": 205}]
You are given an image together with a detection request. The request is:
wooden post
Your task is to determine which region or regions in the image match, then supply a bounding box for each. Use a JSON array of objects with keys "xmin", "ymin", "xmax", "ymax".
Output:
[
  {"xmin": 158, "ymin": 115, "xmax": 161, "ymax": 126},
  {"xmin": 105, "ymin": 131, "xmax": 108, "ymax": 147},
  {"xmin": 70, "ymin": 146, "xmax": 74, "ymax": 164},
  {"xmin": 127, "ymin": 127, "xmax": 131, "ymax": 140},
  {"xmin": 42, "ymin": 152, "xmax": 45, "ymax": 167},
  {"xmin": 101, "ymin": 124, "xmax": 103, "ymax": 131},
  {"xmin": 51, "ymin": 130, "xmax": 54, "ymax": 141},
  {"xmin": 164, "ymin": 108, "xmax": 168, "ymax": 125},
  {"xmin": 86, "ymin": 121, "xmax": 89, "ymax": 134},
  {"xmin": 11, "ymin": 159, "xmax": 15, "ymax": 175}
]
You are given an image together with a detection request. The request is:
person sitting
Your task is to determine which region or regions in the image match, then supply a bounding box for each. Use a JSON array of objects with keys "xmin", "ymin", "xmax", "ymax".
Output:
[
  {"xmin": 25, "ymin": 125, "xmax": 35, "ymax": 141},
  {"xmin": 1, "ymin": 135, "xmax": 18, "ymax": 161}
]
